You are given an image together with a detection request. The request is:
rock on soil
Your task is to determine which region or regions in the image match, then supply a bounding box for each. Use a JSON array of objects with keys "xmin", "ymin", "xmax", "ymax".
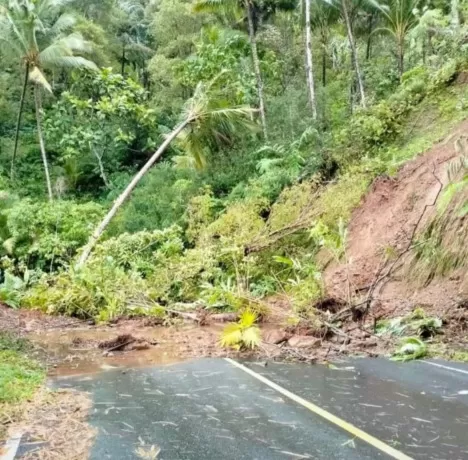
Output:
[
  {"xmin": 263, "ymin": 330, "xmax": 291, "ymax": 345},
  {"xmin": 287, "ymin": 336, "xmax": 321, "ymax": 348}
]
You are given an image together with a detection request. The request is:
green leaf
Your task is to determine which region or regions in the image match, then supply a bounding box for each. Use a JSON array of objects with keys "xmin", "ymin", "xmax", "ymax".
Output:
[
  {"xmin": 272, "ymin": 255, "xmax": 294, "ymax": 267},
  {"xmin": 391, "ymin": 337, "xmax": 427, "ymax": 362}
]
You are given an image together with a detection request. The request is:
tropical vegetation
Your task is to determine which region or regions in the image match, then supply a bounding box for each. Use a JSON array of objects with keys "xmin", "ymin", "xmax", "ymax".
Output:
[{"xmin": 0, "ymin": 0, "xmax": 467, "ymax": 329}]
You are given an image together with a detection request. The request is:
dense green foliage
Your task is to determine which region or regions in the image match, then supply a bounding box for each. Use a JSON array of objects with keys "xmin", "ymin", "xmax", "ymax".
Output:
[{"xmin": 0, "ymin": 0, "xmax": 467, "ymax": 320}]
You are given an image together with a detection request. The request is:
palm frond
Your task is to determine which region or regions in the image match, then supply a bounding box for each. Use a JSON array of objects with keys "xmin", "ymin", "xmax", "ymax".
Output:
[
  {"xmin": 175, "ymin": 73, "xmax": 257, "ymax": 168},
  {"xmin": 119, "ymin": 0, "xmax": 146, "ymax": 15},
  {"xmin": 124, "ymin": 41, "xmax": 154, "ymax": 55},
  {"xmin": 0, "ymin": 19, "xmax": 24, "ymax": 57},
  {"xmin": 242, "ymin": 326, "xmax": 261, "ymax": 349},
  {"xmin": 51, "ymin": 13, "xmax": 76, "ymax": 33},
  {"xmin": 36, "ymin": 0, "xmax": 74, "ymax": 17},
  {"xmin": 239, "ymin": 309, "xmax": 257, "ymax": 328},
  {"xmin": 176, "ymin": 128, "xmax": 207, "ymax": 170},
  {"xmin": 220, "ymin": 324, "xmax": 243, "ymax": 348},
  {"xmin": 29, "ymin": 65, "xmax": 52, "ymax": 92},
  {"xmin": 1, "ymin": 9, "xmax": 29, "ymax": 54},
  {"xmin": 39, "ymin": 33, "xmax": 97, "ymax": 69},
  {"xmin": 193, "ymin": 0, "xmax": 242, "ymax": 16}
]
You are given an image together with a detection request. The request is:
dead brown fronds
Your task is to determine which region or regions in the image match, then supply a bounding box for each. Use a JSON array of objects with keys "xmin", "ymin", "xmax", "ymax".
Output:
[{"xmin": 10, "ymin": 389, "xmax": 96, "ymax": 460}]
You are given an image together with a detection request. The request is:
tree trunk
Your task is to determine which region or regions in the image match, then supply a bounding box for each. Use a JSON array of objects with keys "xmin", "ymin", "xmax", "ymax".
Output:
[
  {"xmin": 322, "ymin": 48, "xmax": 327, "ymax": 86},
  {"xmin": 349, "ymin": 77, "xmax": 355, "ymax": 116},
  {"xmin": 91, "ymin": 144, "xmax": 110, "ymax": 188},
  {"xmin": 398, "ymin": 38, "xmax": 404, "ymax": 80},
  {"xmin": 121, "ymin": 45, "xmax": 126, "ymax": 77},
  {"xmin": 305, "ymin": 0, "xmax": 317, "ymax": 120},
  {"xmin": 246, "ymin": 0, "xmax": 268, "ymax": 140},
  {"xmin": 366, "ymin": 13, "xmax": 374, "ymax": 60},
  {"xmin": 11, "ymin": 63, "xmax": 29, "ymax": 181},
  {"xmin": 422, "ymin": 35, "xmax": 426, "ymax": 65},
  {"xmin": 34, "ymin": 85, "xmax": 53, "ymax": 201},
  {"xmin": 76, "ymin": 119, "xmax": 191, "ymax": 268},
  {"xmin": 451, "ymin": 0, "xmax": 460, "ymax": 30},
  {"xmin": 341, "ymin": 0, "xmax": 366, "ymax": 108}
]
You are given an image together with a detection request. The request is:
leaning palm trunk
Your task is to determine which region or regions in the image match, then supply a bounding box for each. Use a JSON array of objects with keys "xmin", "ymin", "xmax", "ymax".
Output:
[
  {"xmin": 11, "ymin": 63, "xmax": 29, "ymax": 181},
  {"xmin": 76, "ymin": 120, "xmax": 191, "ymax": 267},
  {"xmin": 451, "ymin": 0, "xmax": 460, "ymax": 30},
  {"xmin": 366, "ymin": 13, "xmax": 374, "ymax": 60},
  {"xmin": 245, "ymin": 0, "xmax": 268, "ymax": 140},
  {"xmin": 305, "ymin": 0, "xmax": 317, "ymax": 119},
  {"xmin": 397, "ymin": 37, "xmax": 405, "ymax": 79},
  {"xmin": 34, "ymin": 85, "xmax": 53, "ymax": 201},
  {"xmin": 341, "ymin": 0, "xmax": 366, "ymax": 108}
]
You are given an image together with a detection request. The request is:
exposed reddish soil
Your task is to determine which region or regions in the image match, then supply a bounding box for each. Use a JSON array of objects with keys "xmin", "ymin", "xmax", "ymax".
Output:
[{"xmin": 324, "ymin": 119, "xmax": 468, "ymax": 332}]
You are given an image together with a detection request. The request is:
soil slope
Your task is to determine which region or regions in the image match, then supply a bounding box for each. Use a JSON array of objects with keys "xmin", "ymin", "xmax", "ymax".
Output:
[{"xmin": 324, "ymin": 119, "xmax": 468, "ymax": 323}]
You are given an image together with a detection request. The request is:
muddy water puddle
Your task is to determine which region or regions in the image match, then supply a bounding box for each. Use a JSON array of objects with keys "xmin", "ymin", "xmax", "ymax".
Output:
[{"xmin": 29, "ymin": 324, "xmax": 225, "ymax": 377}]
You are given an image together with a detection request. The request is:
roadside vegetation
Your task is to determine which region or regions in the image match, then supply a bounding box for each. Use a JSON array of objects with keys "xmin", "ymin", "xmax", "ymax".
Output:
[
  {"xmin": 0, "ymin": 0, "xmax": 467, "ymax": 357},
  {"xmin": 0, "ymin": 333, "xmax": 45, "ymax": 440}
]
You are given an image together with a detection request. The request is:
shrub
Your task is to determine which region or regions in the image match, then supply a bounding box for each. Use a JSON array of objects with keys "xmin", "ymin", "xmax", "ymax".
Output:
[
  {"xmin": 333, "ymin": 60, "xmax": 460, "ymax": 167},
  {"xmin": 1, "ymin": 199, "xmax": 103, "ymax": 272},
  {"xmin": 92, "ymin": 226, "xmax": 185, "ymax": 277},
  {"xmin": 23, "ymin": 262, "xmax": 156, "ymax": 321}
]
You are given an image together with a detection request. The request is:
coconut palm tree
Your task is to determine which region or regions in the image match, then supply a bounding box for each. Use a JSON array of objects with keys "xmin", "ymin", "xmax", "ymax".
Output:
[
  {"xmin": 0, "ymin": 0, "xmax": 97, "ymax": 198},
  {"xmin": 116, "ymin": 0, "xmax": 153, "ymax": 79},
  {"xmin": 77, "ymin": 76, "xmax": 256, "ymax": 267},
  {"xmin": 193, "ymin": 0, "xmax": 270, "ymax": 139},
  {"xmin": 321, "ymin": 0, "xmax": 366, "ymax": 106},
  {"xmin": 311, "ymin": 0, "xmax": 340, "ymax": 86},
  {"xmin": 341, "ymin": 0, "xmax": 366, "ymax": 107},
  {"xmin": 370, "ymin": 0, "xmax": 420, "ymax": 79},
  {"xmin": 305, "ymin": 0, "xmax": 318, "ymax": 119}
]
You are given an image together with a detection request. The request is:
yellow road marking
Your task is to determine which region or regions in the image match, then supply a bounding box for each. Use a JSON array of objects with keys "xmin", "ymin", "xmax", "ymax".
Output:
[{"xmin": 225, "ymin": 358, "xmax": 413, "ymax": 460}]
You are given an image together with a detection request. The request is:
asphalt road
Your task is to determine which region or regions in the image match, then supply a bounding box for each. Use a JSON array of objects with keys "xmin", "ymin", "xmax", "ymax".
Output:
[{"xmin": 23, "ymin": 358, "xmax": 468, "ymax": 459}]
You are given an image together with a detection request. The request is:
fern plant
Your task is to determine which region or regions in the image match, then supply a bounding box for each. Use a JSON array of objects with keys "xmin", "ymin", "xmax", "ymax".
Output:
[{"xmin": 220, "ymin": 310, "xmax": 261, "ymax": 350}]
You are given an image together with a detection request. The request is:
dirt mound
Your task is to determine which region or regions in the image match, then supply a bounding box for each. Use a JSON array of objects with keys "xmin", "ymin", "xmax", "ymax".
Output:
[
  {"xmin": 324, "ymin": 119, "xmax": 468, "ymax": 320},
  {"xmin": 0, "ymin": 304, "xmax": 85, "ymax": 333}
]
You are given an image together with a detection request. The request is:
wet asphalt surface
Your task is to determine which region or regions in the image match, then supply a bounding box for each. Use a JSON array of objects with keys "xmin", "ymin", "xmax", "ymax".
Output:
[{"xmin": 36, "ymin": 358, "xmax": 468, "ymax": 459}]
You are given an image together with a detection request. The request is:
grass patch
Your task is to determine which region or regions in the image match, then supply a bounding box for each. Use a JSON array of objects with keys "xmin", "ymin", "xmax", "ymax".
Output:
[
  {"xmin": 428, "ymin": 345, "xmax": 468, "ymax": 362},
  {"xmin": 0, "ymin": 350, "xmax": 44, "ymax": 404},
  {"xmin": 0, "ymin": 333, "xmax": 45, "ymax": 440},
  {"xmin": 0, "ymin": 332, "xmax": 32, "ymax": 353}
]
